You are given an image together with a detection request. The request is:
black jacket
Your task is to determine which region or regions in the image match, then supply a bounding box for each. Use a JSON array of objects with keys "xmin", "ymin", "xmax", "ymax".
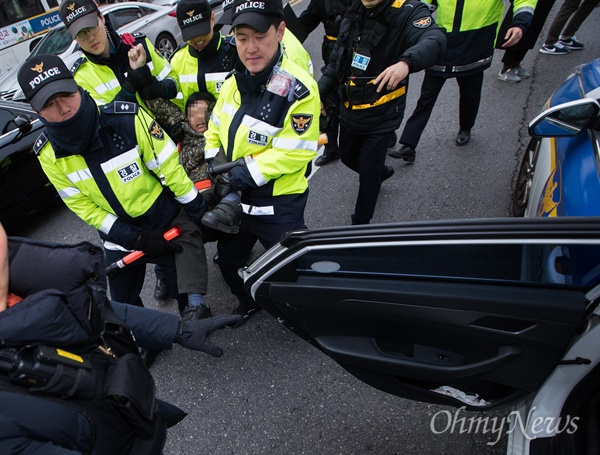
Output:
[
  {"xmin": 319, "ymin": 0, "xmax": 446, "ymax": 134},
  {"xmin": 0, "ymin": 237, "xmax": 183, "ymax": 454}
]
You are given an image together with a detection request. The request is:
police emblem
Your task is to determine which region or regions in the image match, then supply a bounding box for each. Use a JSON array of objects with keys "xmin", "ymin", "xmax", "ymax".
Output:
[
  {"xmin": 412, "ymin": 17, "xmax": 432, "ymax": 28},
  {"xmin": 291, "ymin": 114, "xmax": 313, "ymax": 135},
  {"xmin": 149, "ymin": 120, "xmax": 164, "ymax": 140}
]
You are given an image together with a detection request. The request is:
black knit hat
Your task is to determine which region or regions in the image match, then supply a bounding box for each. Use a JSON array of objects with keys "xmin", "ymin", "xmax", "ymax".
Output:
[
  {"xmin": 231, "ymin": 0, "xmax": 284, "ymax": 33},
  {"xmin": 17, "ymin": 54, "xmax": 78, "ymax": 111}
]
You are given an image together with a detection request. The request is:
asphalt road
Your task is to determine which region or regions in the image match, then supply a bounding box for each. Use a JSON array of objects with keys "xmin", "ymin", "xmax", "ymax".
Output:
[{"xmin": 8, "ymin": 2, "xmax": 600, "ymax": 454}]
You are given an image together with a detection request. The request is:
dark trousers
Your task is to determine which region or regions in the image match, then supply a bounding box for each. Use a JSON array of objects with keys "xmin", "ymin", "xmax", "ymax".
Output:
[
  {"xmin": 399, "ymin": 71, "xmax": 485, "ymax": 148},
  {"xmin": 339, "ymin": 129, "xmax": 393, "ymax": 225},
  {"xmin": 216, "ymin": 196, "xmax": 308, "ymax": 304},
  {"xmin": 544, "ymin": 0, "xmax": 599, "ymax": 44}
]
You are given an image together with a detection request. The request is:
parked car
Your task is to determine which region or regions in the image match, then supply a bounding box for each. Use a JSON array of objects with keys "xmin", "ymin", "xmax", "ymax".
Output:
[
  {"xmin": 243, "ymin": 217, "xmax": 600, "ymax": 454},
  {"xmin": 0, "ymin": 100, "xmax": 57, "ymax": 232},
  {"xmin": 513, "ymin": 58, "xmax": 600, "ymax": 217},
  {"xmin": 0, "ymin": 2, "xmax": 181, "ymax": 102}
]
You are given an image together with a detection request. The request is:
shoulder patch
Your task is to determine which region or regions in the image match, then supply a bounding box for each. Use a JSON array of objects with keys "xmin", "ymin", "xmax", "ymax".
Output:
[
  {"xmin": 148, "ymin": 120, "xmax": 165, "ymax": 140},
  {"xmin": 291, "ymin": 114, "xmax": 313, "ymax": 135},
  {"xmin": 223, "ymin": 35, "xmax": 236, "ymax": 47},
  {"xmin": 412, "ymin": 16, "xmax": 432, "ymax": 28},
  {"xmin": 33, "ymin": 132, "xmax": 48, "ymax": 155},
  {"xmin": 70, "ymin": 56, "xmax": 87, "ymax": 75},
  {"xmin": 132, "ymin": 32, "xmax": 146, "ymax": 39},
  {"xmin": 103, "ymin": 101, "xmax": 139, "ymax": 115},
  {"xmin": 293, "ymin": 80, "xmax": 310, "ymax": 101}
]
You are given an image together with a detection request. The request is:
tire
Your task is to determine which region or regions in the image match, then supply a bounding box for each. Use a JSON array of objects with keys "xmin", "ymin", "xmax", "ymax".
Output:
[
  {"xmin": 512, "ymin": 138, "xmax": 540, "ymax": 217},
  {"xmin": 155, "ymin": 33, "xmax": 176, "ymax": 59}
]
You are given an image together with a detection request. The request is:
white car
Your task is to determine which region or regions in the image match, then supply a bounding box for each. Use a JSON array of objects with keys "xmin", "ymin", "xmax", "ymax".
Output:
[{"xmin": 0, "ymin": 2, "xmax": 182, "ymax": 102}]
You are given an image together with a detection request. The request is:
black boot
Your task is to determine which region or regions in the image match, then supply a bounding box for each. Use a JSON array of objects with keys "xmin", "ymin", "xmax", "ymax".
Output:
[
  {"xmin": 153, "ymin": 278, "xmax": 168, "ymax": 300},
  {"xmin": 201, "ymin": 199, "xmax": 242, "ymax": 234}
]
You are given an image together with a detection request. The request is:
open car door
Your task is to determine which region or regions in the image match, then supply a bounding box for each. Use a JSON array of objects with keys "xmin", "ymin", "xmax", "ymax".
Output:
[{"xmin": 243, "ymin": 218, "xmax": 600, "ymax": 411}]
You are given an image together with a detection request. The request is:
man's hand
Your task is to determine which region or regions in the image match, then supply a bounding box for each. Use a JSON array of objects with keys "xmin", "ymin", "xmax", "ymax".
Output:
[
  {"xmin": 175, "ymin": 315, "xmax": 244, "ymax": 357},
  {"xmin": 502, "ymin": 27, "xmax": 524, "ymax": 48},
  {"xmin": 373, "ymin": 61, "xmax": 410, "ymax": 93},
  {"xmin": 136, "ymin": 229, "xmax": 183, "ymax": 258},
  {"xmin": 128, "ymin": 43, "xmax": 147, "ymax": 70}
]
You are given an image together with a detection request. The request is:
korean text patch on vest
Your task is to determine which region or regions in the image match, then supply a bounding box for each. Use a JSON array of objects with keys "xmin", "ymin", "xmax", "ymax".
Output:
[
  {"xmin": 351, "ymin": 53, "xmax": 370, "ymax": 71},
  {"xmin": 149, "ymin": 120, "xmax": 165, "ymax": 140},
  {"xmin": 247, "ymin": 130, "xmax": 269, "ymax": 146},
  {"xmin": 33, "ymin": 132, "xmax": 48, "ymax": 155},
  {"xmin": 412, "ymin": 16, "xmax": 432, "ymax": 28},
  {"xmin": 118, "ymin": 161, "xmax": 143, "ymax": 183},
  {"xmin": 291, "ymin": 114, "xmax": 312, "ymax": 135}
]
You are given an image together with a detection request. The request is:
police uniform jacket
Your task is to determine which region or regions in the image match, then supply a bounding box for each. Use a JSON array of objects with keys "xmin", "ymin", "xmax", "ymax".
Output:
[
  {"xmin": 170, "ymin": 33, "xmax": 238, "ymax": 110},
  {"xmin": 0, "ymin": 236, "xmax": 183, "ymax": 454},
  {"xmin": 204, "ymin": 47, "xmax": 320, "ymax": 222},
  {"xmin": 73, "ymin": 29, "xmax": 177, "ymax": 106},
  {"xmin": 425, "ymin": 0, "xmax": 536, "ymax": 77},
  {"xmin": 319, "ymin": 0, "xmax": 446, "ymax": 134},
  {"xmin": 35, "ymin": 93, "xmax": 206, "ymax": 251}
]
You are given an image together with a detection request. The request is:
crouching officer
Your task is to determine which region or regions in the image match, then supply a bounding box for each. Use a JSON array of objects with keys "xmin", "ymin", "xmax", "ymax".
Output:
[
  {"xmin": 0, "ymin": 224, "xmax": 241, "ymax": 454},
  {"xmin": 203, "ymin": 0, "xmax": 320, "ymax": 326},
  {"xmin": 318, "ymin": 0, "xmax": 446, "ymax": 225},
  {"xmin": 17, "ymin": 54, "xmax": 212, "ymax": 321}
]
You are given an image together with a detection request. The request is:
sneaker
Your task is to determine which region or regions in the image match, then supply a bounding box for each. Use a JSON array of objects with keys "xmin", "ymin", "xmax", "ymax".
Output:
[
  {"xmin": 539, "ymin": 43, "xmax": 570, "ymax": 55},
  {"xmin": 456, "ymin": 129, "xmax": 471, "ymax": 146},
  {"xmin": 181, "ymin": 304, "xmax": 212, "ymax": 321},
  {"xmin": 201, "ymin": 199, "xmax": 242, "ymax": 234},
  {"xmin": 153, "ymin": 278, "xmax": 169, "ymax": 300},
  {"xmin": 230, "ymin": 301, "xmax": 261, "ymax": 328},
  {"xmin": 559, "ymin": 36, "xmax": 584, "ymax": 50},
  {"xmin": 515, "ymin": 65, "xmax": 530, "ymax": 79},
  {"xmin": 498, "ymin": 68, "xmax": 521, "ymax": 83},
  {"xmin": 388, "ymin": 144, "xmax": 416, "ymax": 162}
]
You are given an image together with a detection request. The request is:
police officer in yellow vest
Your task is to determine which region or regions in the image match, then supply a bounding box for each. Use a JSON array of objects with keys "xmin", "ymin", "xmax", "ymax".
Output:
[
  {"xmin": 17, "ymin": 54, "xmax": 212, "ymax": 324},
  {"xmin": 202, "ymin": 0, "xmax": 320, "ymax": 327}
]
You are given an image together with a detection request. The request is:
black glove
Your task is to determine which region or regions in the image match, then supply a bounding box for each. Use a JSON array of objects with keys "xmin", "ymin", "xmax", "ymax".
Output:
[
  {"xmin": 175, "ymin": 315, "xmax": 243, "ymax": 357},
  {"xmin": 136, "ymin": 229, "xmax": 183, "ymax": 258},
  {"xmin": 213, "ymin": 174, "xmax": 233, "ymax": 202},
  {"xmin": 125, "ymin": 64, "xmax": 154, "ymax": 93},
  {"xmin": 165, "ymin": 121, "xmax": 185, "ymax": 144}
]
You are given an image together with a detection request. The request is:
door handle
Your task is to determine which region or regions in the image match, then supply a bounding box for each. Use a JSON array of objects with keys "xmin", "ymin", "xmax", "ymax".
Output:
[{"xmin": 316, "ymin": 336, "xmax": 521, "ymax": 381}]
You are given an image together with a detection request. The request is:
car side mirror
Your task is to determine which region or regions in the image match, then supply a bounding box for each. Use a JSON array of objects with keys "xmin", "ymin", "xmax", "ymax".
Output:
[
  {"xmin": 0, "ymin": 114, "xmax": 34, "ymax": 147},
  {"xmin": 15, "ymin": 114, "xmax": 33, "ymax": 135},
  {"xmin": 528, "ymin": 98, "xmax": 600, "ymax": 138}
]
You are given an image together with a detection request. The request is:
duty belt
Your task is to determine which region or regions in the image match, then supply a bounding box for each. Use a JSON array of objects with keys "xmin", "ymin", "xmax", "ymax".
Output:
[{"xmin": 429, "ymin": 56, "xmax": 493, "ymax": 73}]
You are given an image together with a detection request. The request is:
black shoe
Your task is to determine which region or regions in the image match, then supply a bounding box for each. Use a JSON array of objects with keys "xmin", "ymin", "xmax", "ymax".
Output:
[
  {"xmin": 456, "ymin": 129, "xmax": 471, "ymax": 146},
  {"xmin": 153, "ymin": 278, "xmax": 169, "ymax": 300},
  {"xmin": 181, "ymin": 304, "xmax": 212, "ymax": 321},
  {"xmin": 315, "ymin": 151, "xmax": 340, "ymax": 167},
  {"xmin": 201, "ymin": 199, "xmax": 242, "ymax": 234},
  {"xmin": 381, "ymin": 165, "xmax": 395, "ymax": 182},
  {"xmin": 388, "ymin": 144, "xmax": 416, "ymax": 162},
  {"xmin": 140, "ymin": 348, "xmax": 161, "ymax": 368},
  {"xmin": 230, "ymin": 301, "xmax": 261, "ymax": 328}
]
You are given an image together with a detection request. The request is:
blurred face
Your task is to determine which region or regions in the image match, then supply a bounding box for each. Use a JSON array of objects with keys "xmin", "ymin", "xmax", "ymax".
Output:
[
  {"xmin": 187, "ymin": 99, "xmax": 209, "ymax": 133},
  {"xmin": 75, "ymin": 14, "xmax": 109, "ymax": 59},
  {"xmin": 187, "ymin": 13, "xmax": 215, "ymax": 53},
  {"xmin": 38, "ymin": 91, "xmax": 82, "ymax": 123},
  {"xmin": 361, "ymin": 0, "xmax": 384, "ymax": 7},
  {"xmin": 233, "ymin": 21, "xmax": 284, "ymax": 75}
]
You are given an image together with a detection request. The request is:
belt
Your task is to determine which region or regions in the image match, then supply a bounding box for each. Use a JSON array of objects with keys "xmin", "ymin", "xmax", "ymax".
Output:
[
  {"xmin": 343, "ymin": 85, "xmax": 406, "ymax": 110},
  {"xmin": 429, "ymin": 56, "xmax": 493, "ymax": 73},
  {"xmin": 325, "ymin": 35, "xmax": 337, "ymax": 41}
]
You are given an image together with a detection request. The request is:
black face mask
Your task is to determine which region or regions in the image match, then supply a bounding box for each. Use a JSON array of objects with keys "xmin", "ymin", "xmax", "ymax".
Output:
[{"xmin": 40, "ymin": 87, "xmax": 100, "ymax": 154}]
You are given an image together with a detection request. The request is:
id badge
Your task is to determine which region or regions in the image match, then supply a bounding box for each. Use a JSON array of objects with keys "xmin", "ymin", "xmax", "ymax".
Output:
[{"xmin": 351, "ymin": 53, "xmax": 370, "ymax": 71}]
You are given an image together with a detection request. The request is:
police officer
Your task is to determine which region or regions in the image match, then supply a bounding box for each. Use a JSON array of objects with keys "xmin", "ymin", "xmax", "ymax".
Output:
[
  {"xmin": 203, "ymin": 0, "xmax": 320, "ymax": 326},
  {"xmin": 298, "ymin": 0, "xmax": 354, "ymax": 166},
  {"xmin": 171, "ymin": 0, "xmax": 239, "ymax": 110},
  {"xmin": 17, "ymin": 54, "xmax": 212, "ymax": 324},
  {"xmin": 319, "ymin": 0, "xmax": 445, "ymax": 225},
  {"xmin": 0, "ymin": 223, "xmax": 240, "ymax": 454},
  {"xmin": 391, "ymin": 0, "xmax": 535, "ymax": 161}
]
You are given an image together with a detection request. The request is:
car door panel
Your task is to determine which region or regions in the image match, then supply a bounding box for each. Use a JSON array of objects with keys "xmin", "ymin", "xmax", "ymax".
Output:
[{"xmin": 245, "ymin": 218, "xmax": 599, "ymax": 411}]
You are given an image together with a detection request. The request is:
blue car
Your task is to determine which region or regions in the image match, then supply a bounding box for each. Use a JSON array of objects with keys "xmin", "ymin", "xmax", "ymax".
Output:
[{"xmin": 513, "ymin": 58, "xmax": 600, "ymax": 217}]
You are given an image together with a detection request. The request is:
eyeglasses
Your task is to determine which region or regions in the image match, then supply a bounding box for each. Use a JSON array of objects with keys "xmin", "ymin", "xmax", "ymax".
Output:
[{"xmin": 75, "ymin": 24, "xmax": 100, "ymax": 42}]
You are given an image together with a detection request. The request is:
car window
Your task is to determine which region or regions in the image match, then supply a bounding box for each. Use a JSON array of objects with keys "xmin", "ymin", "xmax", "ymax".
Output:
[
  {"xmin": 31, "ymin": 27, "xmax": 73, "ymax": 57},
  {"xmin": 0, "ymin": 108, "xmax": 15, "ymax": 135},
  {"xmin": 295, "ymin": 241, "xmax": 600, "ymax": 288},
  {"xmin": 107, "ymin": 7, "xmax": 148, "ymax": 29}
]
